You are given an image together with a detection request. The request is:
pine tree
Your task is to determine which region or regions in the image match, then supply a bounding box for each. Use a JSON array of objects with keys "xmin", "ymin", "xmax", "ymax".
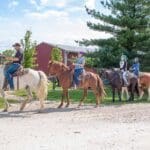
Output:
[
  {"xmin": 51, "ymin": 47, "xmax": 63, "ymax": 62},
  {"xmin": 79, "ymin": 0, "xmax": 150, "ymax": 69},
  {"xmin": 21, "ymin": 30, "xmax": 37, "ymax": 68}
]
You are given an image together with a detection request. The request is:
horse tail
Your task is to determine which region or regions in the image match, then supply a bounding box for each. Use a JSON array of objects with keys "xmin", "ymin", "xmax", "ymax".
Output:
[
  {"xmin": 37, "ymin": 71, "xmax": 48, "ymax": 101},
  {"xmin": 97, "ymin": 75, "xmax": 106, "ymax": 98}
]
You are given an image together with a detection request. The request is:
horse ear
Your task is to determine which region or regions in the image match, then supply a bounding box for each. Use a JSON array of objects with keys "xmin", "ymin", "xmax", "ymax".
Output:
[{"xmin": 49, "ymin": 60, "xmax": 53, "ymax": 65}]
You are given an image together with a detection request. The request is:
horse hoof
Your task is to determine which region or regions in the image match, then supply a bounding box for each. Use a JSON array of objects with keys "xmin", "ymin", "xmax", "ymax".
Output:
[
  {"xmin": 3, "ymin": 109, "xmax": 8, "ymax": 112},
  {"xmin": 65, "ymin": 104, "xmax": 70, "ymax": 108},
  {"xmin": 94, "ymin": 105, "xmax": 99, "ymax": 108},
  {"xmin": 38, "ymin": 110, "xmax": 44, "ymax": 113},
  {"xmin": 77, "ymin": 105, "xmax": 81, "ymax": 108},
  {"xmin": 57, "ymin": 105, "xmax": 63, "ymax": 108}
]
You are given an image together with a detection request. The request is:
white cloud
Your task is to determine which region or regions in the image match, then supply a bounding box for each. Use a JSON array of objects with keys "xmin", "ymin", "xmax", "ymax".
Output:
[
  {"xmin": 8, "ymin": 0, "xmax": 19, "ymax": 9},
  {"xmin": 67, "ymin": 6, "xmax": 85, "ymax": 13},
  {"xmin": 0, "ymin": 0, "xmax": 111, "ymax": 50},
  {"xmin": 85, "ymin": 0, "xmax": 95, "ymax": 9},
  {"xmin": 29, "ymin": 0, "xmax": 68, "ymax": 10},
  {"xmin": 40, "ymin": 0, "xmax": 67, "ymax": 8},
  {"xmin": 26, "ymin": 10, "xmax": 68, "ymax": 19},
  {"xmin": 29, "ymin": 0, "xmax": 42, "ymax": 10}
]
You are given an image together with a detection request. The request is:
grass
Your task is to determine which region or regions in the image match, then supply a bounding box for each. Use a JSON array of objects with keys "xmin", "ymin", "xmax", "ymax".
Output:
[{"xmin": 0, "ymin": 84, "xmax": 149, "ymax": 109}]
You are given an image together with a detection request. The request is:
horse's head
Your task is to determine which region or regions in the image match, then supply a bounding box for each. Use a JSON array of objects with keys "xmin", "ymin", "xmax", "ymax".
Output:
[
  {"xmin": 48, "ymin": 61, "xmax": 69, "ymax": 76},
  {"xmin": 99, "ymin": 69, "xmax": 109, "ymax": 80}
]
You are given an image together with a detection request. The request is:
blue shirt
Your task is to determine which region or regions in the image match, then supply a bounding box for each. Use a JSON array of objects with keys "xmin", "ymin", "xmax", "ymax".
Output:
[
  {"xmin": 13, "ymin": 50, "xmax": 23, "ymax": 64},
  {"xmin": 75, "ymin": 56, "xmax": 85, "ymax": 69},
  {"xmin": 132, "ymin": 63, "xmax": 140, "ymax": 76}
]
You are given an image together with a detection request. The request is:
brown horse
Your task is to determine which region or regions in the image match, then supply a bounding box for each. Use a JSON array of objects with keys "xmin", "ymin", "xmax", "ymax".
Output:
[
  {"xmin": 139, "ymin": 74, "xmax": 150, "ymax": 101},
  {"xmin": 48, "ymin": 61, "xmax": 105, "ymax": 108},
  {"xmin": 100, "ymin": 69, "xmax": 139, "ymax": 102}
]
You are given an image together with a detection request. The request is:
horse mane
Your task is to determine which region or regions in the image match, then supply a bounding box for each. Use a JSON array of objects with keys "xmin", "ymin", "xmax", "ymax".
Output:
[
  {"xmin": 49, "ymin": 61, "xmax": 69, "ymax": 72},
  {"xmin": 60, "ymin": 62, "xmax": 69, "ymax": 71}
]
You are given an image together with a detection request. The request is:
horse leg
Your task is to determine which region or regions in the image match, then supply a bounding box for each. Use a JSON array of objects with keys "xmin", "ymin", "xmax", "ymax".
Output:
[
  {"xmin": 112, "ymin": 88, "xmax": 115, "ymax": 102},
  {"xmin": 118, "ymin": 88, "xmax": 122, "ymax": 102},
  {"xmin": 92, "ymin": 88, "xmax": 100, "ymax": 107},
  {"xmin": 58, "ymin": 89, "xmax": 66, "ymax": 108},
  {"xmin": 148, "ymin": 87, "xmax": 150, "ymax": 101},
  {"xmin": 65, "ymin": 90, "xmax": 70, "ymax": 108},
  {"xmin": 78, "ymin": 89, "xmax": 88, "ymax": 107},
  {"xmin": 121, "ymin": 87, "xmax": 124, "ymax": 100},
  {"xmin": 0, "ymin": 89, "xmax": 9, "ymax": 112},
  {"xmin": 122, "ymin": 87, "xmax": 129, "ymax": 101},
  {"xmin": 139, "ymin": 89, "xmax": 144, "ymax": 100},
  {"xmin": 20, "ymin": 86, "xmax": 33, "ymax": 111},
  {"xmin": 130, "ymin": 83, "xmax": 136, "ymax": 101}
]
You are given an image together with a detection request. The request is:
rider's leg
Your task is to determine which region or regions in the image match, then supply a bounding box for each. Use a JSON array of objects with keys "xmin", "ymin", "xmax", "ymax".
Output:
[
  {"xmin": 4, "ymin": 63, "xmax": 20, "ymax": 90},
  {"xmin": 73, "ymin": 69, "xmax": 79, "ymax": 87},
  {"xmin": 123, "ymin": 71, "xmax": 128, "ymax": 85}
]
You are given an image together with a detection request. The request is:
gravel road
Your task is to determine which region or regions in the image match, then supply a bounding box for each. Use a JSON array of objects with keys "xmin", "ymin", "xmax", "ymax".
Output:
[{"xmin": 0, "ymin": 101, "xmax": 150, "ymax": 150}]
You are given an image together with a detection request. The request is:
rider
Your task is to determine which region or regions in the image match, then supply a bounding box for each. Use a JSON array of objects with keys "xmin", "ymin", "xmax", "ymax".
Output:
[
  {"xmin": 120, "ymin": 54, "xmax": 128, "ymax": 86},
  {"xmin": 4, "ymin": 43, "xmax": 23, "ymax": 90},
  {"xmin": 73, "ymin": 52, "xmax": 85, "ymax": 87},
  {"xmin": 131, "ymin": 57, "xmax": 140, "ymax": 77}
]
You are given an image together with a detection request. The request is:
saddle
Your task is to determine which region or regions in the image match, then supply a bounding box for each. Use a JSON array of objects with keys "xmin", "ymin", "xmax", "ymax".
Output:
[
  {"xmin": 12, "ymin": 66, "xmax": 26, "ymax": 77},
  {"xmin": 13, "ymin": 66, "xmax": 29, "ymax": 89}
]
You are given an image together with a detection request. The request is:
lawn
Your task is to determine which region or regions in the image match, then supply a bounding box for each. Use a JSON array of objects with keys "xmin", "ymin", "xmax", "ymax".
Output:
[{"xmin": 0, "ymin": 84, "xmax": 149, "ymax": 109}]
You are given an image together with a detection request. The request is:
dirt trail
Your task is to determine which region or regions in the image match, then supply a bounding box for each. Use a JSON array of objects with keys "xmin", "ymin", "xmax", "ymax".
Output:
[{"xmin": 0, "ymin": 101, "xmax": 150, "ymax": 150}]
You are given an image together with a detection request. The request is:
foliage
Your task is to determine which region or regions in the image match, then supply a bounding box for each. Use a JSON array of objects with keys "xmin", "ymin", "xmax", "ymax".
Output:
[
  {"xmin": 21, "ymin": 30, "xmax": 37, "ymax": 68},
  {"xmin": 79, "ymin": 0, "xmax": 150, "ymax": 69},
  {"xmin": 51, "ymin": 47, "xmax": 63, "ymax": 62},
  {"xmin": 2, "ymin": 49, "xmax": 15, "ymax": 57}
]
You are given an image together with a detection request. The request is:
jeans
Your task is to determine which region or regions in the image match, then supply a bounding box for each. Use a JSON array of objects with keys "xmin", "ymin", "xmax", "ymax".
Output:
[
  {"xmin": 4, "ymin": 63, "xmax": 20, "ymax": 89},
  {"xmin": 122, "ymin": 71, "xmax": 128, "ymax": 85},
  {"xmin": 74, "ymin": 68, "xmax": 83, "ymax": 85}
]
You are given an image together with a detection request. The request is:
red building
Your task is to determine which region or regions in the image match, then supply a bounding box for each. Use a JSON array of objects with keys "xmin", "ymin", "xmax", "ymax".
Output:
[{"xmin": 36, "ymin": 42, "xmax": 90, "ymax": 75}]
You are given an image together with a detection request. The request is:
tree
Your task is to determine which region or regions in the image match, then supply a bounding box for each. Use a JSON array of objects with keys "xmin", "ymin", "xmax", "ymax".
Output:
[
  {"xmin": 21, "ymin": 30, "xmax": 36, "ymax": 68},
  {"xmin": 79, "ymin": 0, "xmax": 150, "ymax": 69},
  {"xmin": 50, "ymin": 47, "xmax": 62, "ymax": 90},
  {"xmin": 2, "ymin": 49, "xmax": 15, "ymax": 57},
  {"xmin": 51, "ymin": 47, "xmax": 63, "ymax": 62}
]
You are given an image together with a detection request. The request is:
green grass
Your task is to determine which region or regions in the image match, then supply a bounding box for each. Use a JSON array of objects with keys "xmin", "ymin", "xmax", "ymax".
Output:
[
  {"xmin": 0, "ymin": 98, "xmax": 18, "ymax": 108},
  {"xmin": 0, "ymin": 84, "xmax": 149, "ymax": 109}
]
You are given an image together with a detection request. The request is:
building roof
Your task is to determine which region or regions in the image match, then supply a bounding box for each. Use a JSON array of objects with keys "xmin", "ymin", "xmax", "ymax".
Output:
[{"xmin": 39, "ymin": 42, "xmax": 95, "ymax": 53}]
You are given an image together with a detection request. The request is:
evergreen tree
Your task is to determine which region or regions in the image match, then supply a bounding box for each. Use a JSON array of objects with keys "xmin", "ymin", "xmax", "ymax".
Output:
[
  {"xmin": 51, "ymin": 47, "xmax": 63, "ymax": 62},
  {"xmin": 21, "ymin": 30, "xmax": 37, "ymax": 68},
  {"xmin": 79, "ymin": 0, "xmax": 150, "ymax": 69}
]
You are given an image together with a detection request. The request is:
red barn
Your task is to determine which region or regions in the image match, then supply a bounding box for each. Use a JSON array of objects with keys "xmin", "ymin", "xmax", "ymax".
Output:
[{"xmin": 36, "ymin": 42, "xmax": 90, "ymax": 75}]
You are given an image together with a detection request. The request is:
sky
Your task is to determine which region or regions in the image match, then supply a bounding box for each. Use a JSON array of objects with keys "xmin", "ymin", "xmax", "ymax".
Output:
[{"xmin": 0, "ymin": 0, "xmax": 110, "ymax": 51}]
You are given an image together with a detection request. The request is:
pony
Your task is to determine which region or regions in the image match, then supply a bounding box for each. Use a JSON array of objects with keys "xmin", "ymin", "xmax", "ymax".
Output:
[
  {"xmin": 0, "ymin": 65, "xmax": 48, "ymax": 112},
  {"xmin": 48, "ymin": 61, "xmax": 105, "ymax": 108},
  {"xmin": 139, "ymin": 74, "xmax": 150, "ymax": 101},
  {"xmin": 100, "ymin": 69, "xmax": 139, "ymax": 102}
]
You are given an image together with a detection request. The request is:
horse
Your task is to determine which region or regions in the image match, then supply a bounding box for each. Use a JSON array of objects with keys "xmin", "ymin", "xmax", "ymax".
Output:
[
  {"xmin": 48, "ymin": 61, "xmax": 105, "ymax": 108},
  {"xmin": 100, "ymin": 69, "xmax": 139, "ymax": 102},
  {"xmin": 139, "ymin": 74, "xmax": 150, "ymax": 101},
  {"xmin": 0, "ymin": 65, "xmax": 48, "ymax": 112}
]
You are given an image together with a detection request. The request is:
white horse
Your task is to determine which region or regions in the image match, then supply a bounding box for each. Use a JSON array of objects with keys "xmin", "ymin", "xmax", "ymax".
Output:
[{"xmin": 0, "ymin": 65, "xmax": 48, "ymax": 112}]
